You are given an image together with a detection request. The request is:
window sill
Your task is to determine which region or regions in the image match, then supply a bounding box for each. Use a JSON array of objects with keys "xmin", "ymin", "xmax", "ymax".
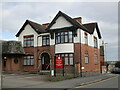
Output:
[
  {"xmin": 55, "ymin": 42, "xmax": 73, "ymax": 45},
  {"xmin": 85, "ymin": 44, "xmax": 88, "ymax": 46},
  {"xmin": 94, "ymin": 46, "xmax": 98, "ymax": 48},
  {"xmin": 23, "ymin": 65, "xmax": 34, "ymax": 66},
  {"xmin": 64, "ymin": 65, "xmax": 74, "ymax": 66},
  {"xmin": 42, "ymin": 45, "xmax": 50, "ymax": 47},
  {"xmin": 23, "ymin": 46, "xmax": 34, "ymax": 48}
]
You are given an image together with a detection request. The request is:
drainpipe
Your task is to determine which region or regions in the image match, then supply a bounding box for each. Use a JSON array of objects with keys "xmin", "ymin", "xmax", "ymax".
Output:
[
  {"xmin": 37, "ymin": 35, "xmax": 41, "ymax": 73},
  {"xmin": 79, "ymin": 29, "xmax": 82, "ymax": 77}
]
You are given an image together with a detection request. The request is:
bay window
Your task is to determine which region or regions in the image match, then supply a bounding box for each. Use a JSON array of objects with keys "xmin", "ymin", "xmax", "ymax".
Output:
[
  {"xmin": 56, "ymin": 53, "xmax": 74, "ymax": 65},
  {"xmin": 55, "ymin": 31, "xmax": 73, "ymax": 44}
]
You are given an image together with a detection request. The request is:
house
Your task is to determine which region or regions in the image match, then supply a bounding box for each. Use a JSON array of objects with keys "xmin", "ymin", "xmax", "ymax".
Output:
[
  {"xmin": 2, "ymin": 41, "xmax": 25, "ymax": 71},
  {"xmin": 15, "ymin": 11, "xmax": 102, "ymax": 76}
]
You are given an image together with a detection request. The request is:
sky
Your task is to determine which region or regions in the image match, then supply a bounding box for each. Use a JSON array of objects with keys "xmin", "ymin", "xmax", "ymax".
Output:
[{"xmin": 0, "ymin": 1, "xmax": 119, "ymax": 61}]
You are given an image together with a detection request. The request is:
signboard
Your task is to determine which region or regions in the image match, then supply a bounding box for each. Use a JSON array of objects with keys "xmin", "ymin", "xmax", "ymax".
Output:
[{"xmin": 56, "ymin": 56, "xmax": 63, "ymax": 67}]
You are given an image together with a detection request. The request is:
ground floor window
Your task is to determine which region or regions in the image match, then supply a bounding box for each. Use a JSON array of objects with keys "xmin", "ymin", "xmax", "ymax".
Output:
[
  {"xmin": 56, "ymin": 53, "xmax": 74, "ymax": 65},
  {"xmin": 24, "ymin": 55, "xmax": 34, "ymax": 65},
  {"xmin": 94, "ymin": 53, "xmax": 98, "ymax": 64},
  {"xmin": 85, "ymin": 52, "xmax": 89, "ymax": 64}
]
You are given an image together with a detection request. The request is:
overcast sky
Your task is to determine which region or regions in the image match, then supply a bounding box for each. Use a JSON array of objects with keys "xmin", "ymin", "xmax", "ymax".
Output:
[{"xmin": 0, "ymin": 1, "xmax": 118, "ymax": 61}]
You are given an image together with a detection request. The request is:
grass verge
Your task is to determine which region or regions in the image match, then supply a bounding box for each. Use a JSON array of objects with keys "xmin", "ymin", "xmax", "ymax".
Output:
[{"xmin": 49, "ymin": 75, "xmax": 77, "ymax": 82}]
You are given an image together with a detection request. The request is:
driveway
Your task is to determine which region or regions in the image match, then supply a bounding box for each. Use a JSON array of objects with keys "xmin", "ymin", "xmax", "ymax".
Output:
[{"xmin": 2, "ymin": 73, "xmax": 50, "ymax": 88}]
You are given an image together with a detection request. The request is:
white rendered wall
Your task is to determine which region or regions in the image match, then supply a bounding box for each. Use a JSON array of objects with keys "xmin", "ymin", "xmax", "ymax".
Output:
[
  {"xmin": 50, "ymin": 33, "xmax": 55, "ymax": 45},
  {"xmin": 74, "ymin": 29, "xmax": 80, "ymax": 43},
  {"xmin": 50, "ymin": 16, "xmax": 73, "ymax": 29},
  {"xmin": 55, "ymin": 43, "xmax": 74, "ymax": 54},
  {"xmin": 18, "ymin": 24, "xmax": 100, "ymax": 49},
  {"xmin": 75, "ymin": 28, "xmax": 100, "ymax": 48},
  {"xmin": 18, "ymin": 24, "xmax": 39, "ymax": 47},
  {"xmin": 92, "ymin": 28, "xmax": 100, "ymax": 48}
]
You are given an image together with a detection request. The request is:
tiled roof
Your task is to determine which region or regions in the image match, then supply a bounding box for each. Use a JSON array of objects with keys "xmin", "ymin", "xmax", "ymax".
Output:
[
  {"xmin": 46, "ymin": 11, "xmax": 88, "ymax": 31},
  {"xmin": 16, "ymin": 20, "xmax": 46, "ymax": 37},
  {"xmin": 83, "ymin": 22, "xmax": 101, "ymax": 39},
  {"xmin": 16, "ymin": 11, "xmax": 102, "ymax": 39},
  {"xmin": 1, "ymin": 41, "xmax": 25, "ymax": 55}
]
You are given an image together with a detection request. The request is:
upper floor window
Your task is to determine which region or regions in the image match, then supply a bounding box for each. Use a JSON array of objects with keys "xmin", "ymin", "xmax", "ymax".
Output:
[
  {"xmin": 55, "ymin": 31, "xmax": 73, "ymax": 44},
  {"xmin": 94, "ymin": 53, "xmax": 98, "ymax": 64},
  {"xmin": 85, "ymin": 52, "xmax": 89, "ymax": 64},
  {"xmin": 94, "ymin": 37, "xmax": 98, "ymax": 48},
  {"xmin": 42, "ymin": 35, "xmax": 50, "ymax": 46},
  {"xmin": 24, "ymin": 55, "xmax": 34, "ymax": 65},
  {"xmin": 56, "ymin": 53, "xmax": 74, "ymax": 65},
  {"xmin": 23, "ymin": 35, "xmax": 34, "ymax": 47},
  {"xmin": 84, "ymin": 33, "xmax": 88, "ymax": 45}
]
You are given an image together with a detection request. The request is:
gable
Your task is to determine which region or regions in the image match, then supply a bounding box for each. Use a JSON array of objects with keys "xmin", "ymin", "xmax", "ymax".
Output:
[
  {"xmin": 83, "ymin": 23, "xmax": 101, "ymax": 39},
  {"xmin": 19, "ymin": 24, "xmax": 38, "ymax": 37},
  {"xmin": 16, "ymin": 20, "xmax": 46, "ymax": 37},
  {"xmin": 93, "ymin": 28, "xmax": 99, "ymax": 39},
  {"xmin": 50, "ymin": 16, "xmax": 73, "ymax": 29},
  {"xmin": 46, "ymin": 11, "xmax": 87, "ymax": 31}
]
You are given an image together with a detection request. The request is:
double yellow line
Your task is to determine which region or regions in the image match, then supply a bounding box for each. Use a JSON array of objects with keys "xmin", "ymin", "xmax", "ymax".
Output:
[{"xmin": 75, "ymin": 75, "xmax": 118, "ymax": 88}]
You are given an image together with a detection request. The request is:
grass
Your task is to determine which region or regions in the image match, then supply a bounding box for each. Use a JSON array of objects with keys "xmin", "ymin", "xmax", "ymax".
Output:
[{"xmin": 49, "ymin": 75, "xmax": 78, "ymax": 82}]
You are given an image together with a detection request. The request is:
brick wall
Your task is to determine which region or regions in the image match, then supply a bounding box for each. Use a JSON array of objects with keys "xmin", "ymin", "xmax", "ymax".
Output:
[
  {"xmin": 2, "ymin": 55, "xmax": 23, "ymax": 71},
  {"xmin": 74, "ymin": 44, "xmax": 101, "ymax": 74}
]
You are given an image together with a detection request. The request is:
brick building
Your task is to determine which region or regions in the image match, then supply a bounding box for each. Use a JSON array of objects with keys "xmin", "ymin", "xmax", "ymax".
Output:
[
  {"xmin": 2, "ymin": 41, "xmax": 25, "ymax": 71},
  {"xmin": 15, "ymin": 11, "xmax": 102, "ymax": 76}
]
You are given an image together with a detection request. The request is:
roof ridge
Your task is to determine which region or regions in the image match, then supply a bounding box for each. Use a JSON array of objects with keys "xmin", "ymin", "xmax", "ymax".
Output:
[
  {"xmin": 83, "ymin": 22, "xmax": 97, "ymax": 25},
  {"xmin": 27, "ymin": 19, "xmax": 43, "ymax": 26}
]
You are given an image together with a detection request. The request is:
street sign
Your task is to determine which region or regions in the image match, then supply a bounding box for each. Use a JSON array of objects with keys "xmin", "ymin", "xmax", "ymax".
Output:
[{"xmin": 56, "ymin": 56, "xmax": 63, "ymax": 67}]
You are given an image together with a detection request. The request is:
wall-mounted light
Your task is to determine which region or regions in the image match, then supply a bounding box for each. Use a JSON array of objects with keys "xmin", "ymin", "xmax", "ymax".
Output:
[{"xmin": 4, "ymin": 57, "xmax": 7, "ymax": 61}]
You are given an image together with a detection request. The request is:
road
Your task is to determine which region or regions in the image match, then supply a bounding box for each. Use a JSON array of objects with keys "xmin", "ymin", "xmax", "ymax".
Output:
[
  {"xmin": 76, "ymin": 75, "xmax": 119, "ymax": 88},
  {"xmin": 2, "ymin": 73, "xmax": 119, "ymax": 88}
]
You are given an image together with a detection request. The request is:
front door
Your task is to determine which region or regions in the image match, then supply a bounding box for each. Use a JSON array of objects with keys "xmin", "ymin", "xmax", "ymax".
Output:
[{"xmin": 41, "ymin": 53, "xmax": 50, "ymax": 70}]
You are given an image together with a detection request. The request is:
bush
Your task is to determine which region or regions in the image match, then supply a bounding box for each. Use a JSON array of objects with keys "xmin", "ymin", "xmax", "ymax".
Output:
[{"xmin": 115, "ymin": 61, "xmax": 120, "ymax": 68}]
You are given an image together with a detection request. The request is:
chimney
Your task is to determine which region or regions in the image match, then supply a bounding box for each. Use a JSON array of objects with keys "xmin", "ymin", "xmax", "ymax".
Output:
[
  {"xmin": 42, "ymin": 23, "xmax": 49, "ymax": 27},
  {"xmin": 74, "ymin": 17, "xmax": 82, "ymax": 24}
]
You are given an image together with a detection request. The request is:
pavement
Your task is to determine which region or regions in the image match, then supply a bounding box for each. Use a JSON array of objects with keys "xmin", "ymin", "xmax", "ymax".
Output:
[{"xmin": 2, "ymin": 73, "xmax": 118, "ymax": 88}]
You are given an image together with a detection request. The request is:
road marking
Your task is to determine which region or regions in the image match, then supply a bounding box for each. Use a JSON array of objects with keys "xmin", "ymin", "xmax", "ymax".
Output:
[{"xmin": 75, "ymin": 76, "xmax": 118, "ymax": 88}]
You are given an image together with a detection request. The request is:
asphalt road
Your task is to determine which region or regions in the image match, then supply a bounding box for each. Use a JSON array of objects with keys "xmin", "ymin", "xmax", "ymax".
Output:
[
  {"xmin": 2, "ymin": 73, "xmax": 119, "ymax": 88},
  {"xmin": 76, "ymin": 75, "xmax": 119, "ymax": 88}
]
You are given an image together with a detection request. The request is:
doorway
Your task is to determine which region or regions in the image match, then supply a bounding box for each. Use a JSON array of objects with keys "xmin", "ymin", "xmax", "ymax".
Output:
[{"xmin": 41, "ymin": 53, "xmax": 50, "ymax": 70}]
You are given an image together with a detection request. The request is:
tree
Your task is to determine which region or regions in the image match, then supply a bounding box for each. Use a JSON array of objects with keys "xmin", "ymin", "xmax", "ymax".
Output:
[{"xmin": 115, "ymin": 61, "xmax": 120, "ymax": 68}]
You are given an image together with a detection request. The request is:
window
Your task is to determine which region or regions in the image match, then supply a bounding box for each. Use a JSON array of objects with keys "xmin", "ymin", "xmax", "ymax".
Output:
[
  {"xmin": 85, "ymin": 52, "xmax": 89, "ymax": 64},
  {"xmin": 55, "ymin": 31, "xmax": 73, "ymax": 44},
  {"xmin": 94, "ymin": 37, "xmax": 98, "ymax": 48},
  {"xmin": 85, "ymin": 33, "xmax": 88, "ymax": 45},
  {"xmin": 56, "ymin": 53, "xmax": 74, "ymax": 65},
  {"xmin": 94, "ymin": 53, "xmax": 98, "ymax": 64},
  {"xmin": 42, "ymin": 35, "xmax": 50, "ymax": 46},
  {"xmin": 23, "ymin": 35, "xmax": 34, "ymax": 47},
  {"xmin": 24, "ymin": 55, "xmax": 34, "ymax": 65}
]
